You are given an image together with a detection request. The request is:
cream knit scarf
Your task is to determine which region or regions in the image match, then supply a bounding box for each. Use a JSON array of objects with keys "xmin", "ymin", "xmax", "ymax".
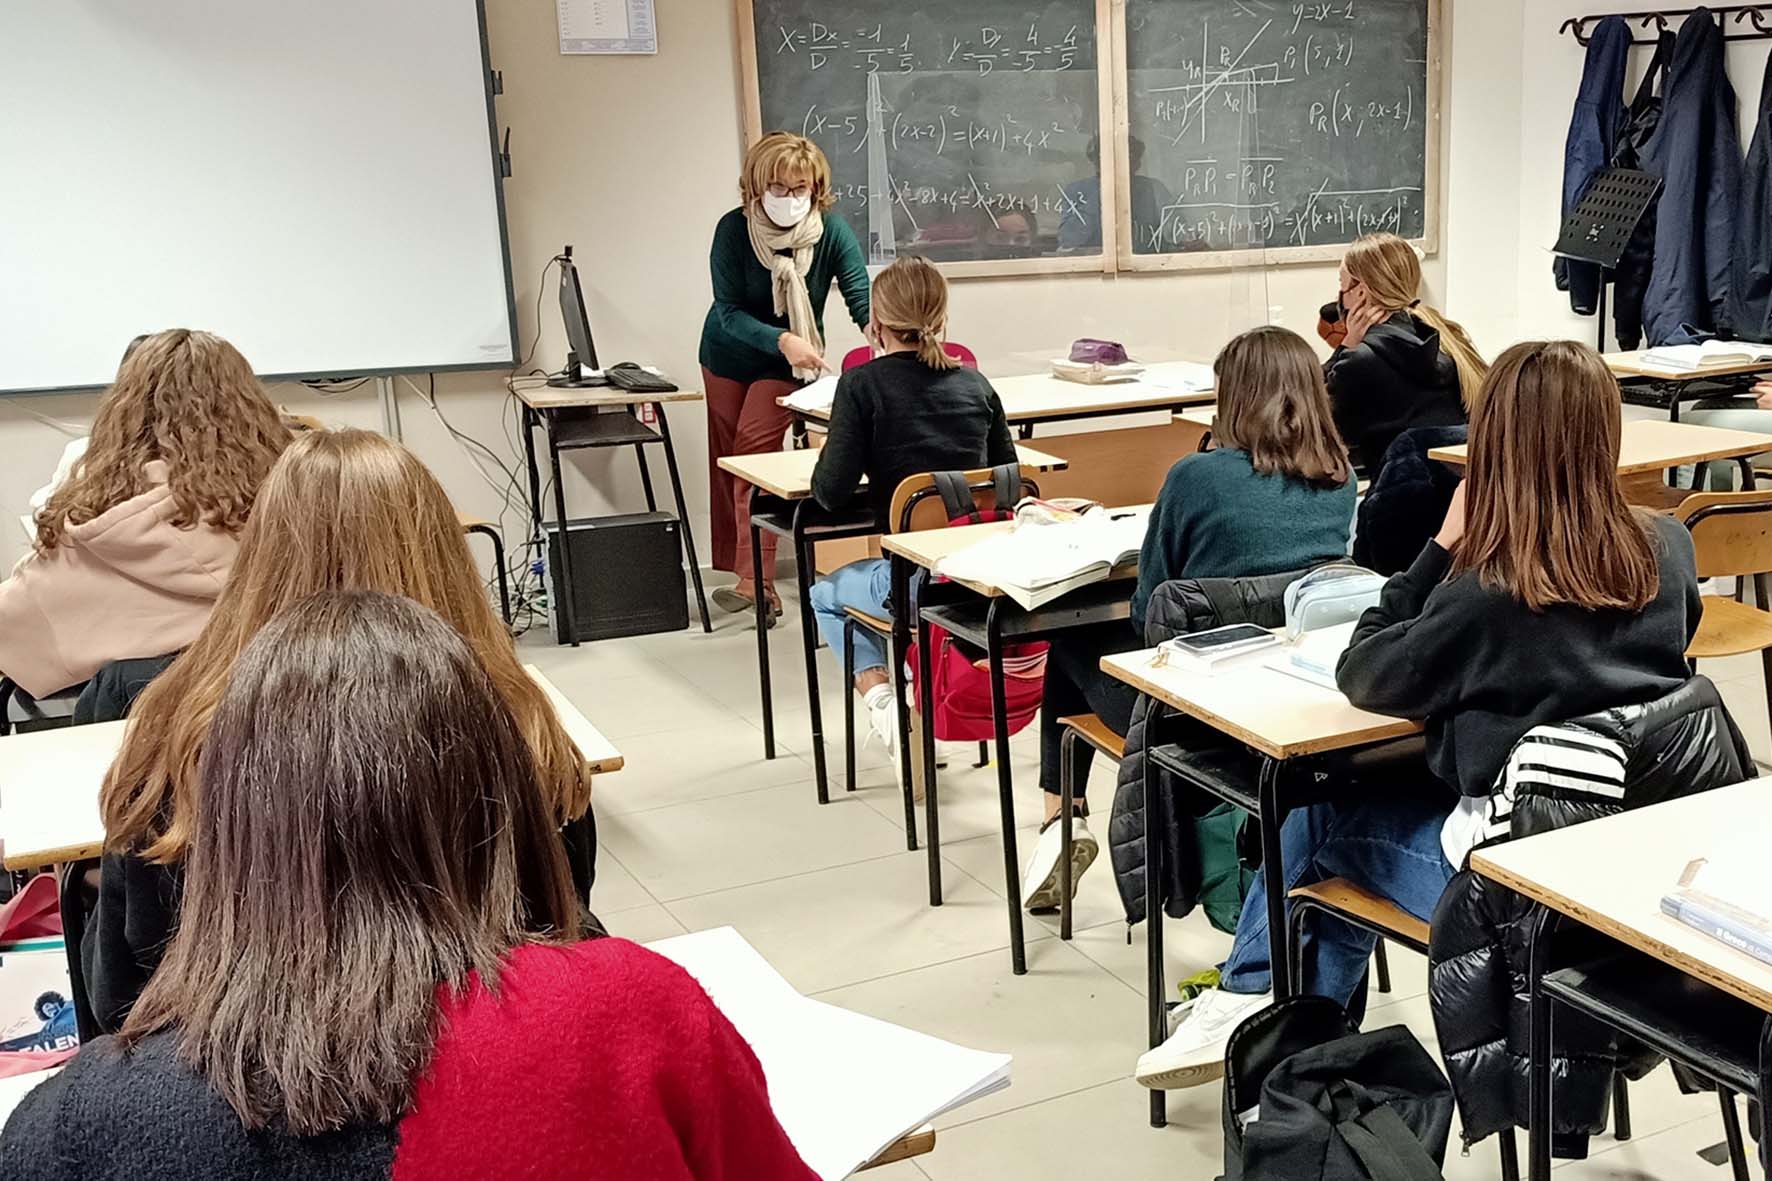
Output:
[{"xmin": 746, "ymin": 203, "xmax": 825, "ymax": 381}]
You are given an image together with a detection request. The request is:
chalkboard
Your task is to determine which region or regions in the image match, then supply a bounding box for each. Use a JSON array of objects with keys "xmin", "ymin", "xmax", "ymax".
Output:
[
  {"xmin": 1121, "ymin": 0, "xmax": 1439, "ymax": 266},
  {"xmin": 739, "ymin": 0, "xmax": 1110, "ymax": 273}
]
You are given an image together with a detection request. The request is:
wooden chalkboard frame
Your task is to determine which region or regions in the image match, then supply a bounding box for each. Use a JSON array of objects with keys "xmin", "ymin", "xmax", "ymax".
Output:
[
  {"xmin": 731, "ymin": 0, "xmax": 1122, "ymax": 279},
  {"xmin": 1108, "ymin": 0, "xmax": 1442, "ymax": 272},
  {"xmin": 731, "ymin": 0, "xmax": 1440, "ymax": 279}
]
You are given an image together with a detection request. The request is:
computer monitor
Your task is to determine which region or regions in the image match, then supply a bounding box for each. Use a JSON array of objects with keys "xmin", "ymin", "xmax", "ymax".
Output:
[{"xmin": 548, "ymin": 245, "xmax": 604, "ymax": 388}]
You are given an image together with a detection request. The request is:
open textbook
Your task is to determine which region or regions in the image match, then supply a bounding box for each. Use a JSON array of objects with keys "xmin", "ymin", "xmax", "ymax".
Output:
[
  {"xmin": 1661, "ymin": 839, "xmax": 1772, "ymax": 966},
  {"xmin": 936, "ymin": 508, "xmax": 1150, "ymax": 610},
  {"xmin": 1641, "ymin": 340, "xmax": 1772, "ymax": 371},
  {"xmin": 781, "ymin": 374, "xmax": 840, "ymax": 414},
  {"xmin": 648, "ymin": 927, "xmax": 1011, "ymax": 1179}
]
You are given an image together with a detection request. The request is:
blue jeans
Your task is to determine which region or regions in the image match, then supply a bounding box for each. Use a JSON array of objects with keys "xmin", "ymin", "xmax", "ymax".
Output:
[
  {"xmin": 811, "ymin": 558, "xmax": 893, "ymax": 676},
  {"xmin": 1220, "ymin": 794, "xmax": 1455, "ymax": 1013}
]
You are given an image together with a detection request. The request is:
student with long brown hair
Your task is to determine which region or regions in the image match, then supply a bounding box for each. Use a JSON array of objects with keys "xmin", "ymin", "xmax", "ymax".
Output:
[
  {"xmin": 0, "ymin": 591, "xmax": 817, "ymax": 1179},
  {"xmin": 1028, "ymin": 327, "xmax": 1356, "ymax": 914},
  {"xmin": 82, "ymin": 429, "xmax": 595, "ymax": 1033},
  {"xmin": 0, "ymin": 329, "xmax": 289, "ymax": 696},
  {"xmin": 1135, "ymin": 340, "xmax": 1700, "ymax": 1091},
  {"xmin": 1324, "ymin": 232, "xmax": 1486, "ymax": 476},
  {"xmin": 809, "ymin": 254, "xmax": 1015, "ymax": 758}
]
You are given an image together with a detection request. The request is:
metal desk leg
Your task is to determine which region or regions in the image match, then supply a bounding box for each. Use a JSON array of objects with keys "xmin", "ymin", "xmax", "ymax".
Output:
[
  {"xmin": 987, "ymin": 602, "xmax": 1027, "ymax": 976},
  {"xmin": 889, "ymin": 555, "xmax": 918, "ymax": 851},
  {"xmin": 1257, "ymin": 758, "xmax": 1292, "ymax": 1001},
  {"xmin": 1145, "ymin": 711, "xmax": 1169, "ymax": 1129},
  {"xmin": 545, "ymin": 416, "xmax": 580, "ymax": 647},
  {"xmin": 1739, "ymin": 457, "xmax": 1757, "ymax": 492},
  {"xmin": 793, "ymin": 506, "xmax": 831, "ymax": 805},
  {"xmin": 652, "ymin": 405, "xmax": 710, "ymax": 632},
  {"xmin": 521, "ymin": 405, "xmax": 545, "ymax": 542},
  {"xmin": 1527, "ymin": 908, "xmax": 1556, "ymax": 1181},
  {"xmin": 750, "ymin": 496, "xmax": 774, "ymax": 760},
  {"xmin": 918, "ymin": 609, "xmax": 943, "ymax": 906},
  {"xmin": 635, "ymin": 445, "xmax": 658, "ymax": 511}
]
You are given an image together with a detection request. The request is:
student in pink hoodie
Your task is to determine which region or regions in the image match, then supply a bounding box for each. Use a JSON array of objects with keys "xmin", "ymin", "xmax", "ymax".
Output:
[{"xmin": 0, "ymin": 330, "xmax": 290, "ymax": 697}]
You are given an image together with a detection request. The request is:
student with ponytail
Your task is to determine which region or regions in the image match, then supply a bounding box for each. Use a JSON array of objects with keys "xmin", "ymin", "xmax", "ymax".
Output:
[
  {"xmin": 809, "ymin": 255, "xmax": 1016, "ymax": 757},
  {"xmin": 1323, "ymin": 232, "xmax": 1488, "ymax": 477}
]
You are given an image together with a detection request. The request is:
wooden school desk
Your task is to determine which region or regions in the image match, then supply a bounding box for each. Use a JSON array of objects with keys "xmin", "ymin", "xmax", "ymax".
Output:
[
  {"xmin": 1099, "ymin": 645, "xmax": 1422, "ymax": 1128},
  {"xmin": 782, "ymin": 360, "xmax": 1217, "ymax": 438},
  {"xmin": 1607, "ymin": 351, "xmax": 1772, "ymax": 422},
  {"xmin": 515, "ymin": 382, "xmax": 711, "ymax": 643},
  {"xmin": 1430, "ymin": 420, "xmax": 1772, "ymax": 504},
  {"xmin": 1472, "ymin": 779, "xmax": 1772, "ymax": 1179},
  {"xmin": 0, "ymin": 666, "xmax": 622, "ymax": 872},
  {"xmin": 714, "ymin": 445, "xmax": 1067, "ymax": 812},
  {"xmin": 882, "ymin": 512, "xmax": 1143, "ymax": 976}
]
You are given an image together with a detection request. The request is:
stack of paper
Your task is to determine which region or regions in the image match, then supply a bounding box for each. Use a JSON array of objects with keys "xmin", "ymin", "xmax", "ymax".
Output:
[
  {"xmin": 937, "ymin": 509, "xmax": 1150, "ymax": 609},
  {"xmin": 1265, "ymin": 621, "xmax": 1358, "ymax": 690},
  {"xmin": 782, "ymin": 375, "xmax": 840, "ymax": 414},
  {"xmin": 648, "ymin": 928, "xmax": 1011, "ymax": 1180},
  {"xmin": 1641, "ymin": 341, "xmax": 1772, "ymax": 371}
]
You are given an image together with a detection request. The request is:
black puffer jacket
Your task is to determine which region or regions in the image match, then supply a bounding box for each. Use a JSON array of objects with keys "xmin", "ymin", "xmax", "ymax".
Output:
[
  {"xmin": 1351, "ymin": 426, "xmax": 1466, "ymax": 577},
  {"xmin": 1427, "ymin": 676, "xmax": 1752, "ymax": 1154},
  {"xmin": 1108, "ymin": 570, "xmax": 1306, "ymax": 925},
  {"xmin": 1323, "ymin": 312, "xmax": 1465, "ymax": 480}
]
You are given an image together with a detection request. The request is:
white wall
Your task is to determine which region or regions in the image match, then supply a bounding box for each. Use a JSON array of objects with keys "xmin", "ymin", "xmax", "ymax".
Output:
[{"xmin": 0, "ymin": 0, "xmax": 1590, "ymax": 575}]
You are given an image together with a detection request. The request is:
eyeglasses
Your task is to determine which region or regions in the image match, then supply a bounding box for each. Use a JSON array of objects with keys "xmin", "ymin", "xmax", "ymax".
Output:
[{"xmin": 767, "ymin": 181, "xmax": 812, "ymax": 199}]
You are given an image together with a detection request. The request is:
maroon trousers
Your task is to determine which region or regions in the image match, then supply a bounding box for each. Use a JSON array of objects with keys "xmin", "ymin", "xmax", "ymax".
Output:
[{"xmin": 703, "ymin": 367, "xmax": 796, "ymax": 587}]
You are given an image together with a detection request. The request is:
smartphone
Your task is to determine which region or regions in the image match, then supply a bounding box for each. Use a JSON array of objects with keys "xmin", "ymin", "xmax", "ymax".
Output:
[{"xmin": 1171, "ymin": 623, "xmax": 1274, "ymax": 655}]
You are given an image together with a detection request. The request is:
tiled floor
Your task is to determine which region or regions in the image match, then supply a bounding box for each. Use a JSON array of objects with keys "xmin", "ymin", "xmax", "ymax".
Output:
[{"xmin": 523, "ymin": 589, "xmax": 1770, "ymax": 1180}]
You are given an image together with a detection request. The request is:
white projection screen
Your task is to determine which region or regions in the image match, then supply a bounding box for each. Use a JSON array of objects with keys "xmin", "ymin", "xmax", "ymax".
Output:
[{"xmin": 0, "ymin": 0, "xmax": 518, "ymax": 394}]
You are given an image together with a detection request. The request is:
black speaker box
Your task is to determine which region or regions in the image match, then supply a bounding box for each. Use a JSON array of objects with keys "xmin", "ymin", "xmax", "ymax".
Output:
[{"xmin": 545, "ymin": 512, "xmax": 688, "ymax": 642}]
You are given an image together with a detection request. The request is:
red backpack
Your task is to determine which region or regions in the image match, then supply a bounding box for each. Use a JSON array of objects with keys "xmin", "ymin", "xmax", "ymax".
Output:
[{"xmin": 908, "ymin": 467, "xmax": 1049, "ymax": 743}]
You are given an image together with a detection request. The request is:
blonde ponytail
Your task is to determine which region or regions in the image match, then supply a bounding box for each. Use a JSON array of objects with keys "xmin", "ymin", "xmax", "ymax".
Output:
[
  {"xmin": 871, "ymin": 255, "xmax": 960, "ymax": 371},
  {"xmin": 1412, "ymin": 304, "xmax": 1488, "ymax": 410},
  {"xmin": 1344, "ymin": 232, "xmax": 1489, "ymax": 410}
]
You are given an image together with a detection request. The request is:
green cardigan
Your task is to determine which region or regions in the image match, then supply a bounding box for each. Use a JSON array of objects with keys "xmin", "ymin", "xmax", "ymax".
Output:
[{"xmin": 699, "ymin": 207, "xmax": 872, "ymax": 383}]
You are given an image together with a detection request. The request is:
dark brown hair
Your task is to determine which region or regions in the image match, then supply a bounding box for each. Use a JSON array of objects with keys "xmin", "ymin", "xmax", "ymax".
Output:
[
  {"xmin": 119, "ymin": 591, "xmax": 581, "ymax": 1134},
  {"xmin": 1454, "ymin": 340, "xmax": 1659, "ymax": 611},
  {"xmin": 36, "ymin": 329, "xmax": 289, "ymax": 552},
  {"xmin": 1212, "ymin": 326, "xmax": 1351, "ymax": 488}
]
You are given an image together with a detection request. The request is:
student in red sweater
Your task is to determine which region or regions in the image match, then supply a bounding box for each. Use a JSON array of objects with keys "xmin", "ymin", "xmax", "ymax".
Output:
[{"xmin": 0, "ymin": 591, "xmax": 817, "ymax": 1181}]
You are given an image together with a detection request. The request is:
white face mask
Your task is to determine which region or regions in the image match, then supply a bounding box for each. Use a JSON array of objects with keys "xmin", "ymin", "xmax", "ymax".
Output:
[{"xmin": 762, "ymin": 191, "xmax": 811, "ymax": 228}]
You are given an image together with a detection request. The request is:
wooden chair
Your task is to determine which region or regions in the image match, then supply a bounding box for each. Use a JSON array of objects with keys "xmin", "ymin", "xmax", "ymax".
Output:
[
  {"xmin": 457, "ymin": 512, "xmax": 513, "ymax": 627},
  {"xmin": 1285, "ymin": 878, "xmax": 1641, "ymax": 1181},
  {"xmin": 1056, "ymin": 713, "xmax": 1125, "ymax": 940},
  {"xmin": 1677, "ymin": 490, "xmax": 1772, "ymax": 726},
  {"xmin": 837, "ymin": 466, "xmax": 1037, "ymax": 826}
]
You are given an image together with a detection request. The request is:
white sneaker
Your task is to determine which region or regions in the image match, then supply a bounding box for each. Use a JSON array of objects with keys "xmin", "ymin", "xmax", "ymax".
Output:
[
  {"xmin": 864, "ymin": 685, "xmax": 900, "ymax": 766},
  {"xmin": 1134, "ymin": 987, "xmax": 1273, "ymax": 1090},
  {"xmin": 1020, "ymin": 813, "xmax": 1099, "ymax": 912}
]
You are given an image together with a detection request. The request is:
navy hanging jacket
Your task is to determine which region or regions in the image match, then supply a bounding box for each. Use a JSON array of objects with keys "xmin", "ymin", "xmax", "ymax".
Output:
[
  {"xmin": 1730, "ymin": 50, "xmax": 1772, "ymax": 343},
  {"xmin": 1610, "ymin": 32, "xmax": 1677, "ymax": 350},
  {"xmin": 1555, "ymin": 16, "xmax": 1631, "ymax": 315},
  {"xmin": 1641, "ymin": 9, "xmax": 1744, "ymax": 345}
]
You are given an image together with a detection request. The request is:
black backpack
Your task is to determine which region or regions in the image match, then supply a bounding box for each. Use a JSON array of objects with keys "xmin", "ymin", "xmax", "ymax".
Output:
[{"xmin": 1223, "ymin": 997, "xmax": 1453, "ymax": 1181}]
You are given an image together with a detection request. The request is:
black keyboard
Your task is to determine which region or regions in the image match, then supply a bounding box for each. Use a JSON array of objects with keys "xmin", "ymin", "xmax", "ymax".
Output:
[{"xmin": 604, "ymin": 364, "xmax": 679, "ymax": 394}]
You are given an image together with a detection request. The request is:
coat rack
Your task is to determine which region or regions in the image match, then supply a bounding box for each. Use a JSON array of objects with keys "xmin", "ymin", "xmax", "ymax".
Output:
[{"xmin": 1559, "ymin": 5, "xmax": 1772, "ymax": 45}]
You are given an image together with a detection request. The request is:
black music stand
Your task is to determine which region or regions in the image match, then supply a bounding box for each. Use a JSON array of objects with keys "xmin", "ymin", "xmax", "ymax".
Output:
[{"xmin": 1553, "ymin": 168, "xmax": 1662, "ymax": 353}]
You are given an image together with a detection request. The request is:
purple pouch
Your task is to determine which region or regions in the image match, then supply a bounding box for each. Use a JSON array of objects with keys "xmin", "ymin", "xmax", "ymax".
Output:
[{"xmin": 1069, "ymin": 338, "xmax": 1131, "ymax": 366}]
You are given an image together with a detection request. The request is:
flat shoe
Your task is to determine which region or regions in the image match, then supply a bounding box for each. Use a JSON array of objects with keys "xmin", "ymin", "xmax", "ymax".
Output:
[{"xmin": 712, "ymin": 587, "xmax": 780, "ymax": 627}]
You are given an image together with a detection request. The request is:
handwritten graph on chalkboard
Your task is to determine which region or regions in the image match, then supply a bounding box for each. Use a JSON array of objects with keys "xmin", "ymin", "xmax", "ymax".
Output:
[
  {"xmin": 734, "ymin": 0, "xmax": 1438, "ymax": 275},
  {"xmin": 1123, "ymin": 0, "xmax": 1437, "ymax": 264}
]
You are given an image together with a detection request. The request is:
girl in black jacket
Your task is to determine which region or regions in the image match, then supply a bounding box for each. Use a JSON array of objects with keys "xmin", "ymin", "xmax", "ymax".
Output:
[
  {"xmin": 1324, "ymin": 232, "xmax": 1486, "ymax": 477},
  {"xmin": 1135, "ymin": 340, "xmax": 1700, "ymax": 1093}
]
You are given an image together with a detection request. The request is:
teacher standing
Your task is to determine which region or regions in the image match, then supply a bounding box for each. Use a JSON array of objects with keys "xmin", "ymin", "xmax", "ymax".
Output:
[{"xmin": 700, "ymin": 131, "xmax": 871, "ymax": 623}]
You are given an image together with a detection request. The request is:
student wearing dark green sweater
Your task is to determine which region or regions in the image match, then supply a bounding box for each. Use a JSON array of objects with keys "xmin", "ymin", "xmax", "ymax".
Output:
[
  {"xmin": 700, "ymin": 132, "xmax": 871, "ymax": 621},
  {"xmin": 1023, "ymin": 327, "xmax": 1356, "ymax": 913}
]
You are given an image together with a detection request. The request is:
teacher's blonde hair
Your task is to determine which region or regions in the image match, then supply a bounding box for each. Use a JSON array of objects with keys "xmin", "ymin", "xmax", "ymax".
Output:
[{"xmin": 739, "ymin": 131, "xmax": 836, "ymax": 212}]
